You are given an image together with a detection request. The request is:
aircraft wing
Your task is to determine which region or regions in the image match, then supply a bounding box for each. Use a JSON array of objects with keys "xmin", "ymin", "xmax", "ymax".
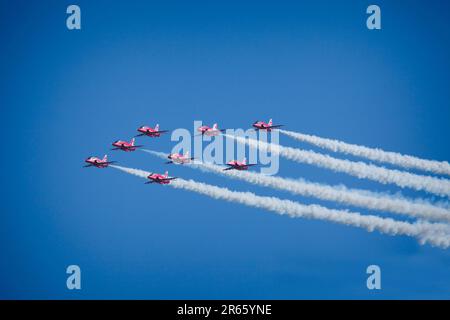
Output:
[
  {"xmin": 223, "ymin": 166, "xmax": 235, "ymax": 171},
  {"xmin": 162, "ymin": 177, "xmax": 177, "ymax": 181},
  {"xmin": 155, "ymin": 130, "xmax": 169, "ymax": 134}
]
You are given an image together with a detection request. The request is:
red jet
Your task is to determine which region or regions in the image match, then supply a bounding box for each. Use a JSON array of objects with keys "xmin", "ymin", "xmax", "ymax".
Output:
[
  {"xmin": 252, "ymin": 119, "xmax": 283, "ymax": 131},
  {"xmin": 111, "ymin": 138, "xmax": 143, "ymax": 152},
  {"xmin": 223, "ymin": 158, "xmax": 257, "ymax": 171},
  {"xmin": 197, "ymin": 123, "xmax": 226, "ymax": 136},
  {"xmin": 136, "ymin": 123, "xmax": 169, "ymax": 138},
  {"xmin": 84, "ymin": 155, "xmax": 116, "ymax": 168},
  {"xmin": 166, "ymin": 151, "xmax": 195, "ymax": 164},
  {"xmin": 145, "ymin": 171, "xmax": 177, "ymax": 184}
]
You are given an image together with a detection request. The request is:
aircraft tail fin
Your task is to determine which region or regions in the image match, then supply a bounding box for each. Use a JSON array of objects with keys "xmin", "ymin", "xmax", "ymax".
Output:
[
  {"xmin": 103, "ymin": 155, "xmax": 108, "ymax": 162},
  {"xmin": 213, "ymin": 123, "xmax": 218, "ymax": 130},
  {"xmin": 184, "ymin": 151, "xmax": 189, "ymax": 158},
  {"xmin": 243, "ymin": 157, "xmax": 247, "ymax": 165},
  {"xmin": 268, "ymin": 119, "xmax": 273, "ymax": 126},
  {"xmin": 164, "ymin": 171, "xmax": 169, "ymax": 178},
  {"xmin": 131, "ymin": 138, "xmax": 135, "ymax": 146},
  {"xmin": 155, "ymin": 124, "xmax": 159, "ymax": 131}
]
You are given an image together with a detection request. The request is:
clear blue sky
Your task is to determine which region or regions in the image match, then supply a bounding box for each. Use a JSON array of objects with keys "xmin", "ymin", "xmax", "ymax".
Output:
[{"xmin": 1, "ymin": 0, "xmax": 450, "ymax": 299}]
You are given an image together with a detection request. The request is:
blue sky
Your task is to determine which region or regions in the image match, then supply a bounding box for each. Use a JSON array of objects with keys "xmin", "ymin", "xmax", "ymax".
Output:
[{"xmin": 1, "ymin": 0, "xmax": 450, "ymax": 299}]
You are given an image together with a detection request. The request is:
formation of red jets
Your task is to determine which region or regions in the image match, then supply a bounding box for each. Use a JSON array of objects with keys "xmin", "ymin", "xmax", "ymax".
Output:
[{"xmin": 84, "ymin": 119, "xmax": 283, "ymax": 184}]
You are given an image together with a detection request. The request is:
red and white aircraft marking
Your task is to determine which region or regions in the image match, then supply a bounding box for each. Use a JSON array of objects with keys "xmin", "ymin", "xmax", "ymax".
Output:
[
  {"xmin": 145, "ymin": 171, "xmax": 177, "ymax": 184},
  {"xmin": 166, "ymin": 151, "xmax": 194, "ymax": 164},
  {"xmin": 197, "ymin": 123, "xmax": 225, "ymax": 136},
  {"xmin": 111, "ymin": 138, "xmax": 143, "ymax": 152},
  {"xmin": 223, "ymin": 158, "xmax": 257, "ymax": 171},
  {"xmin": 136, "ymin": 124, "xmax": 169, "ymax": 137},
  {"xmin": 84, "ymin": 155, "xmax": 116, "ymax": 168},
  {"xmin": 252, "ymin": 119, "xmax": 283, "ymax": 131}
]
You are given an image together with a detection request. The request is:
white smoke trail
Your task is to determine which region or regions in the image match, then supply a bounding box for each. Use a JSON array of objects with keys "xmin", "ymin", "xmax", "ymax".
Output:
[
  {"xmin": 225, "ymin": 134, "xmax": 450, "ymax": 198},
  {"xmin": 110, "ymin": 164, "xmax": 450, "ymax": 248},
  {"xmin": 280, "ymin": 129, "xmax": 450, "ymax": 177},
  {"xmin": 141, "ymin": 149, "xmax": 450, "ymax": 222}
]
